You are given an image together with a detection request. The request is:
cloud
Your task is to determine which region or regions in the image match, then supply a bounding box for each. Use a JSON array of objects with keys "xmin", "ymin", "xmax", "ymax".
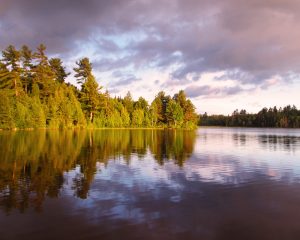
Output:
[
  {"xmin": 1, "ymin": 0, "xmax": 300, "ymax": 87},
  {"xmin": 110, "ymin": 71, "xmax": 141, "ymax": 87},
  {"xmin": 93, "ymin": 57, "xmax": 132, "ymax": 72},
  {"xmin": 260, "ymin": 78, "xmax": 280, "ymax": 90},
  {"xmin": 185, "ymin": 85, "xmax": 245, "ymax": 98}
]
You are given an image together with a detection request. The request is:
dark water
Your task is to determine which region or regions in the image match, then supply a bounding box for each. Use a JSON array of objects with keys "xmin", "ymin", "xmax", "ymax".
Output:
[{"xmin": 1, "ymin": 128, "xmax": 300, "ymax": 240}]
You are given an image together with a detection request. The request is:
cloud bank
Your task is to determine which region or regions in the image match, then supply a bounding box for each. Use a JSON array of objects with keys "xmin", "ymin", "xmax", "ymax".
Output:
[{"xmin": 1, "ymin": 0, "xmax": 300, "ymax": 102}]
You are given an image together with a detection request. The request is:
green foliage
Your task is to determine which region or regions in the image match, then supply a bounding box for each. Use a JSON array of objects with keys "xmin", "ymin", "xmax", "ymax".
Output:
[
  {"xmin": 20, "ymin": 45, "xmax": 33, "ymax": 94},
  {"xmin": 74, "ymin": 58, "xmax": 100, "ymax": 122},
  {"xmin": 0, "ymin": 44, "xmax": 198, "ymax": 130},
  {"xmin": 49, "ymin": 58, "xmax": 70, "ymax": 83},
  {"xmin": 15, "ymin": 101, "xmax": 29, "ymax": 128},
  {"xmin": 94, "ymin": 111, "xmax": 106, "ymax": 128},
  {"xmin": 12, "ymin": 94, "xmax": 45, "ymax": 129},
  {"xmin": 0, "ymin": 46, "xmax": 23, "ymax": 96},
  {"xmin": 166, "ymin": 100, "xmax": 184, "ymax": 128},
  {"xmin": 120, "ymin": 107, "xmax": 130, "ymax": 127},
  {"xmin": 149, "ymin": 102, "xmax": 158, "ymax": 127},
  {"xmin": 135, "ymin": 97, "xmax": 148, "ymax": 110},
  {"xmin": 173, "ymin": 90, "xmax": 198, "ymax": 128},
  {"xmin": 73, "ymin": 57, "xmax": 92, "ymax": 85},
  {"xmin": 200, "ymin": 106, "xmax": 300, "ymax": 128},
  {"xmin": 123, "ymin": 91, "xmax": 134, "ymax": 116},
  {"xmin": 132, "ymin": 109, "xmax": 144, "ymax": 127},
  {"xmin": 0, "ymin": 91, "xmax": 15, "ymax": 129},
  {"xmin": 30, "ymin": 97, "xmax": 46, "ymax": 128},
  {"xmin": 106, "ymin": 109, "xmax": 123, "ymax": 127},
  {"xmin": 151, "ymin": 91, "xmax": 169, "ymax": 124},
  {"xmin": 32, "ymin": 45, "xmax": 56, "ymax": 100}
]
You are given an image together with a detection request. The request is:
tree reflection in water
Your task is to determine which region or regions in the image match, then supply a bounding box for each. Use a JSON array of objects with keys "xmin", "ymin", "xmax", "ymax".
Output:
[{"xmin": 0, "ymin": 129, "xmax": 196, "ymax": 213}]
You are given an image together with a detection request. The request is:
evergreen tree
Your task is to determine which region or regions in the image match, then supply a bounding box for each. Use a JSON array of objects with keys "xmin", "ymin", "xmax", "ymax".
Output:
[
  {"xmin": 173, "ymin": 90, "xmax": 187, "ymax": 109},
  {"xmin": 201, "ymin": 105, "xmax": 300, "ymax": 128},
  {"xmin": 149, "ymin": 102, "xmax": 158, "ymax": 126},
  {"xmin": 151, "ymin": 91, "xmax": 170, "ymax": 125},
  {"xmin": 166, "ymin": 99, "xmax": 184, "ymax": 127},
  {"xmin": 120, "ymin": 107, "xmax": 130, "ymax": 127},
  {"xmin": 0, "ymin": 91, "xmax": 15, "ymax": 128},
  {"xmin": 134, "ymin": 97, "xmax": 148, "ymax": 110},
  {"xmin": 182, "ymin": 99, "xmax": 198, "ymax": 128},
  {"xmin": 0, "ymin": 61, "xmax": 12, "ymax": 90},
  {"xmin": 132, "ymin": 109, "xmax": 144, "ymax": 127},
  {"xmin": 49, "ymin": 58, "xmax": 69, "ymax": 83},
  {"xmin": 74, "ymin": 58, "xmax": 100, "ymax": 122},
  {"xmin": 0, "ymin": 44, "xmax": 201, "ymax": 130},
  {"xmin": 173, "ymin": 90, "xmax": 198, "ymax": 128},
  {"xmin": 20, "ymin": 45, "xmax": 33, "ymax": 94},
  {"xmin": 32, "ymin": 44, "xmax": 56, "ymax": 100},
  {"xmin": 29, "ymin": 96, "xmax": 46, "ymax": 128},
  {"xmin": 123, "ymin": 91, "xmax": 134, "ymax": 116},
  {"xmin": 0, "ymin": 45, "xmax": 22, "ymax": 96}
]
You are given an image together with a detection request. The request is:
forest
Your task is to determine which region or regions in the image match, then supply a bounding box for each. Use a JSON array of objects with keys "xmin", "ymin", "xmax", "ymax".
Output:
[
  {"xmin": 200, "ymin": 106, "xmax": 300, "ymax": 128},
  {"xmin": 0, "ymin": 44, "xmax": 198, "ymax": 130}
]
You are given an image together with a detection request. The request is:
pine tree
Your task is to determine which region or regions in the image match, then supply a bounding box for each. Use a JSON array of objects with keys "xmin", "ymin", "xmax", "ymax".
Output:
[
  {"xmin": 183, "ymin": 99, "xmax": 198, "ymax": 128},
  {"xmin": 151, "ymin": 91, "xmax": 170, "ymax": 125},
  {"xmin": 74, "ymin": 58, "xmax": 100, "ymax": 123},
  {"xmin": 132, "ymin": 109, "xmax": 144, "ymax": 127},
  {"xmin": 123, "ymin": 91, "xmax": 134, "ymax": 116},
  {"xmin": 166, "ymin": 99, "xmax": 184, "ymax": 127},
  {"xmin": 149, "ymin": 102, "xmax": 158, "ymax": 126},
  {"xmin": 49, "ymin": 58, "xmax": 70, "ymax": 83},
  {"xmin": 0, "ymin": 91, "xmax": 15, "ymax": 128},
  {"xmin": 120, "ymin": 107, "xmax": 130, "ymax": 127},
  {"xmin": 174, "ymin": 90, "xmax": 198, "ymax": 129},
  {"xmin": 0, "ymin": 61, "xmax": 13, "ymax": 89},
  {"xmin": 0, "ymin": 45, "xmax": 23, "ymax": 96},
  {"xmin": 32, "ymin": 44, "xmax": 56, "ymax": 100},
  {"xmin": 134, "ymin": 97, "xmax": 148, "ymax": 110},
  {"xmin": 20, "ymin": 45, "xmax": 33, "ymax": 94},
  {"xmin": 0, "ymin": 44, "xmax": 201, "ymax": 130}
]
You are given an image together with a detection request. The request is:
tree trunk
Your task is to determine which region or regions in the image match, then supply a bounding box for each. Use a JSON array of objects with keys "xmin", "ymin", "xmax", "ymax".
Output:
[
  {"xmin": 90, "ymin": 111, "xmax": 93, "ymax": 123},
  {"xmin": 14, "ymin": 79, "xmax": 18, "ymax": 96}
]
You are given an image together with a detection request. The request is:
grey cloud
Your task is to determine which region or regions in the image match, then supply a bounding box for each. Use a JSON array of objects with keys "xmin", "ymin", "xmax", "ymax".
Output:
[
  {"xmin": 214, "ymin": 70, "xmax": 254, "ymax": 83},
  {"xmin": 0, "ymin": 0, "xmax": 141, "ymax": 53},
  {"xmin": 1, "ymin": 0, "xmax": 300, "ymax": 87},
  {"xmin": 260, "ymin": 78, "xmax": 280, "ymax": 90},
  {"xmin": 107, "ymin": 87, "xmax": 120, "ymax": 94},
  {"xmin": 93, "ymin": 57, "xmax": 132, "ymax": 72},
  {"xmin": 95, "ymin": 39, "xmax": 121, "ymax": 53},
  {"xmin": 110, "ymin": 71, "xmax": 141, "ymax": 87},
  {"xmin": 185, "ymin": 85, "xmax": 245, "ymax": 98}
]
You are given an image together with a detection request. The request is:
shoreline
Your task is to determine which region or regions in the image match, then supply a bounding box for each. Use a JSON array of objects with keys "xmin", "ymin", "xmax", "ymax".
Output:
[
  {"xmin": 198, "ymin": 125, "xmax": 300, "ymax": 129},
  {"xmin": 0, "ymin": 126, "xmax": 198, "ymax": 131}
]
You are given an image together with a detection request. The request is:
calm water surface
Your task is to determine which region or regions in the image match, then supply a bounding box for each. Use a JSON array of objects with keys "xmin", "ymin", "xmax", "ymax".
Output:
[{"xmin": 1, "ymin": 128, "xmax": 300, "ymax": 240}]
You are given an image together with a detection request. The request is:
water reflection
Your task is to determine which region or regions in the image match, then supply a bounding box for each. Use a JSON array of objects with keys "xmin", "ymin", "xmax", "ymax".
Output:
[
  {"xmin": 1, "ymin": 128, "xmax": 300, "ymax": 240},
  {"xmin": 258, "ymin": 135, "xmax": 300, "ymax": 152},
  {"xmin": 0, "ymin": 129, "xmax": 196, "ymax": 212}
]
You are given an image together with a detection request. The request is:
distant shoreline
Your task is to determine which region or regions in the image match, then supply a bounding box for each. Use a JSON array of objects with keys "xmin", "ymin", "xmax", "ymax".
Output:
[
  {"xmin": 2, "ymin": 126, "xmax": 300, "ymax": 132},
  {"xmin": 0, "ymin": 126, "xmax": 197, "ymax": 131},
  {"xmin": 198, "ymin": 125, "xmax": 300, "ymax": 129}
]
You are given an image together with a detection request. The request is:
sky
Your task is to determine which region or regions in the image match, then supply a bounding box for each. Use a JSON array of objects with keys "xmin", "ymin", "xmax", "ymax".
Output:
[{"xmin": 0, "ymin": 0, "xmax": 300, "ymax": 114}]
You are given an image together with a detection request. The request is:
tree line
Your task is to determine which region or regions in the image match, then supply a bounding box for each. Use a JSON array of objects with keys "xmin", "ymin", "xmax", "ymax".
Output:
[
  {"xmin": 0, "ymin": 44, "xmax": 198, "ymax": 130},
  {"xmin": 200, "ymin": 105, "xmax": 300, "ymax": 128}
]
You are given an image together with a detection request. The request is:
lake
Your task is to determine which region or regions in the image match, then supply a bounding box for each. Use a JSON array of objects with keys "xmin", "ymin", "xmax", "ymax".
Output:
[{"xmin": 1, "ymin": 127, "xmax": 300, "ymax": 240}]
